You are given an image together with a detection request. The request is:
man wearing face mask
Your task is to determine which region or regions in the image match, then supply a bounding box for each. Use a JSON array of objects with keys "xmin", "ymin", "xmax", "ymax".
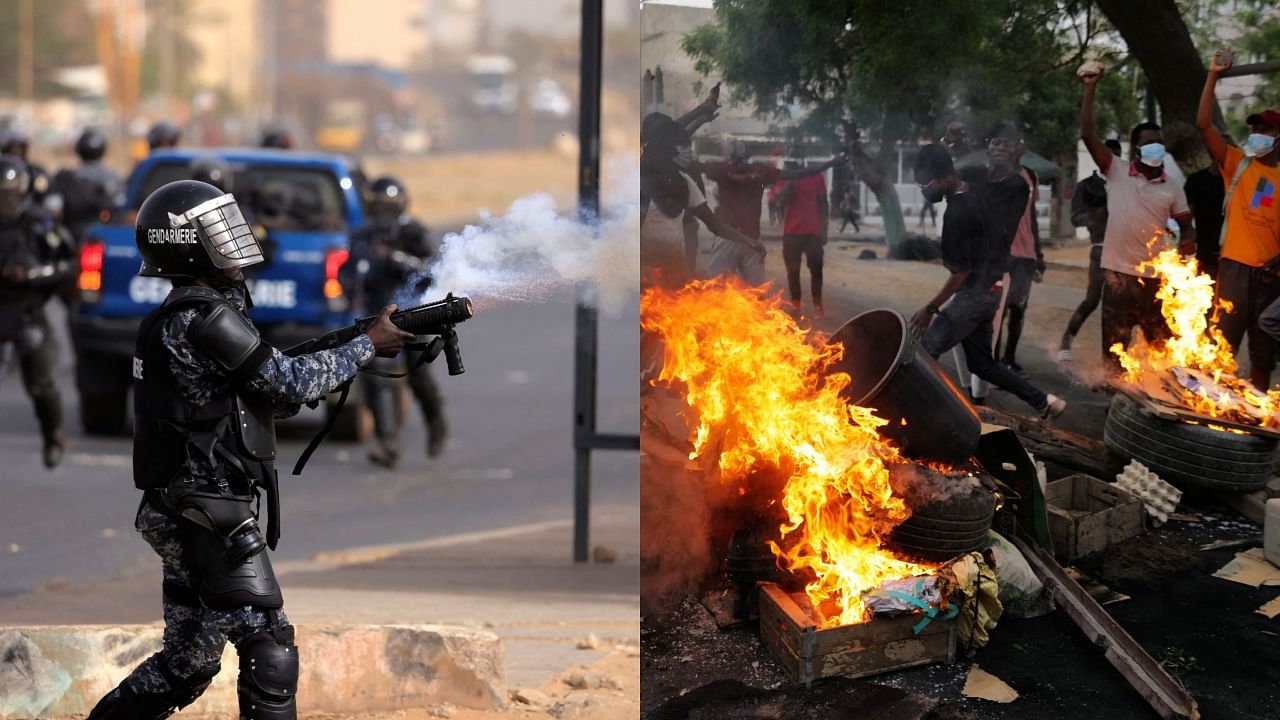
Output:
[
  {"xmin": 1198, "ymin": 50, "xmax": 1280, "ymax": 390},
  {"xmin": 1081, "ymin": 66, "xmax": 1195, "ymax": 378}
]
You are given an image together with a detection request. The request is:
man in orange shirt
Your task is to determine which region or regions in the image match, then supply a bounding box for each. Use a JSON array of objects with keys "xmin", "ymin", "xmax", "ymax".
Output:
[{"xmin": 1198, "ymin": 51, "xmax": 1280, "ymax": 390}]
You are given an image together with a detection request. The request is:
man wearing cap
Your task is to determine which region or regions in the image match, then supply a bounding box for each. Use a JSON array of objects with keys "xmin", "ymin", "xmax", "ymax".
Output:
[
  {"xmin": 1198, "ymin": 51, "xmax": 1280, "ymax": 390},
  {"xmin": 1081, "ymin": 66, "xmax": 1195, "ymax": 377}
]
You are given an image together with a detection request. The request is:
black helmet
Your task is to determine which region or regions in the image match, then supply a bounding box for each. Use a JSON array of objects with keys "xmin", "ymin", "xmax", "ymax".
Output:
[
  {"xmin": 0, "ymin": 156, "xmax": 30, "ymax": 223},
  {"xmin": 260, "ymin": 127, "xmax": 294, "ymax": 150},
  {"xmin": 189, "ymin": 156, "xmax": 233, "ymax": 193},
  {"xmin": 0, "ymin": 128, "xmax": 29, "ymax": 158},
  {"xmin": 75, "ymin": 128, "xmax": 108, "ymax": 161},
  {"xmin": 147, "ymin": 121, "xmax": 182, "ymax": 150},
  {"xmin": 366, "ymin": 176, "xmax": 407, "ymax": 218},
  {"xmin": 135, "ymin": 180, "xmax": 263, "ymax": 279}
]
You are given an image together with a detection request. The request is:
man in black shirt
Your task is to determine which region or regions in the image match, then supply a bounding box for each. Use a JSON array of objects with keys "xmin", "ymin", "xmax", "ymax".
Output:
[
  {"xmin": 1183, "ymin": 163, "xmax": 1224, "ymax": 279},
  {"xmin": 909, "ymin": 144, "xmax": 1066, "ymax": 420}
]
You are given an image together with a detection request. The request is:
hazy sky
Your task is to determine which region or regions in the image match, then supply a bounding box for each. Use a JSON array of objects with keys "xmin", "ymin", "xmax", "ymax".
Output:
[{"xmin": 487, "ymin": 0, "xmax": 640, "ymax": 38}]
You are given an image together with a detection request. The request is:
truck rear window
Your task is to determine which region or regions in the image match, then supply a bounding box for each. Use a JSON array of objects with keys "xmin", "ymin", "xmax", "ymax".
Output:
[{"xmin": 136, "ymin": 161, "xmax": 348, "ymax": 232}]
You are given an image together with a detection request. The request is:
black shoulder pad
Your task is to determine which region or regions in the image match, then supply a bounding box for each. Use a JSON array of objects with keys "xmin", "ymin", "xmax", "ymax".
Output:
[{"xmin": 187, "ymin": 302, "xmax": 272, "ymax": 381}]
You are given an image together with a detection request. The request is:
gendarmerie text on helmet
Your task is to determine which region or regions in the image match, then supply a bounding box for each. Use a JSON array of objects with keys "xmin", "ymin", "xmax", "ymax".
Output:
[{"xmin": 146, "ymin": 227, "xmax": 199, "ymax": 244}]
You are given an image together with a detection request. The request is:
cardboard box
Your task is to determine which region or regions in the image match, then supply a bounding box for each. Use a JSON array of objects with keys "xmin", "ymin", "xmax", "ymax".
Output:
[
  {"xmin": 1045, "ymin": 474, "xmax": 1144, "ymax": 561},
  {"xmin": 758, "ymin": 582, "xmax": 956, "ymax": 686}
]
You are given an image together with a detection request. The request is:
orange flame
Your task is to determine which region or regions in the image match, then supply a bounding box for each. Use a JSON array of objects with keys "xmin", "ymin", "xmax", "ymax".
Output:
[
  {"xmin": 1110, "ymin": 246, "xmax": 1280, "ymax": 427},
  {"xmin": 641, "ymin": 277, "xmax": 933, "ymax": 626}
]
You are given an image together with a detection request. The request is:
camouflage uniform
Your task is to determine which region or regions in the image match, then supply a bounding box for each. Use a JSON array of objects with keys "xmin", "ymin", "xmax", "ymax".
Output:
[{"xmin": 93, "ymin": 286, "xmax": 373, "ymax": 716}]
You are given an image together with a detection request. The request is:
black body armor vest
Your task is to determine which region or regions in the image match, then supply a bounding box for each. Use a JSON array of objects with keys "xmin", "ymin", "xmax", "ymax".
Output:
[{"xmin": 132, "ymin": 286, "xmax": 283, "ymax": 549}]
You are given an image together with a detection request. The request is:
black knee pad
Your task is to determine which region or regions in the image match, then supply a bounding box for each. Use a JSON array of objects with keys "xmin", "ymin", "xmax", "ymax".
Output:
[{"xmin": 237, "ymin": 629, "xmax": 299, "ymax": 719}]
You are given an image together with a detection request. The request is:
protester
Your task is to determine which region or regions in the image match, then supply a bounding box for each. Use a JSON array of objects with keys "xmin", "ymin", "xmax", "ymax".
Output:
[
  {"xmin": 1183, "ymin": 161, "xmax": 1224, "ymax": 279},
  {"xmin": 641, "ymin": 121, "xmax": 763, "ymax": 289},
  {"xmin": 1081, "ymin": 66, "xmax": 1194, "ymax": 377},
  {"xmin": 779, "ymin": 145, "xmax": 829, "ymax": 317},
  {"xmin": 839, "ymin": 183, "xmax": 862, "ymax": 234},
  {"xmin": 919, "ymin": 195, "xmax": 937, "ymax": 229},
  {"xmin": 1060, "ymin": 139, "xmax": 1123, "ymax": 363},
  {"xmin": 993, "ymin": 128, "xmax": 1045, "ymax": 375},
  {"xmin": 942, "ymin": 120, "xmax": 972, "ymax": 160},
  {"xmin": 1197, "ymin": 50, "xmax": 1280, "ymax": 390},
  {"xmin": 701, "ymin": 138, "xmax": 843, "ymax": 284},
  {"xmin": 909, "ymin": 143, "xmax": 1066, "ymax": 421},
  {"xmin": 953, "ymin": 123, "xmax": 1035, "ymax": 402}
]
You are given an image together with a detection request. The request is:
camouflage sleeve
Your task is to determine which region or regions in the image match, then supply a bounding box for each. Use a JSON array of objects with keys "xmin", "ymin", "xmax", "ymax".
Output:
[
  {"xmin": 163, "ymin": 309, "xmax": 227, "ymax": 407},
  {"xmin": 245, "ymin": 335, "xmax": 375, "ymax": 405}
]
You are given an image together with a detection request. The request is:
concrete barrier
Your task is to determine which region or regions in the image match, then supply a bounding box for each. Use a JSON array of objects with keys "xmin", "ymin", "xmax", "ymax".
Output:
[{"xmin": 0, "ymin": 624, "xmax": 505, "ymax": 719}]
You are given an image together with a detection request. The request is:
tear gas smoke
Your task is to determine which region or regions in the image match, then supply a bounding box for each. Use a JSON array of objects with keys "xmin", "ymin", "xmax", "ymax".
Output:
[{"xmin": 417, "ymin": 160, "xmax": 640, "ymax": 315}]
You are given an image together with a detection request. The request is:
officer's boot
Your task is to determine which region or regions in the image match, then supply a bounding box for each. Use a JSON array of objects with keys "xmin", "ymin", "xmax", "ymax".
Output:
[
  {"xmin": 33, "ymin": 392, "xmax": 66, "ymax": 469},
  {"xmin": 368, "ymin": 437, "xmax": 399, "ymax": 469},
  {"xmin": 426, "ymin": 415, "xmax": 448, "ymax": 458}
]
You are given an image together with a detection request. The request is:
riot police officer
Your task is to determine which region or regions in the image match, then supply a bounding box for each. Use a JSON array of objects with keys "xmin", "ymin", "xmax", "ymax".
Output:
[
  {"xmin": 52, "ymin": 127, "xmax": 124, "ymax": 245},
  {"xmin": 345, "ymin": 175, "xmax": 448, "ymax": 466},
  {"xmin": 0, "ymin": 128, "xmax": 59, "ymax": 216},
  {"xmin": 147, "ymin": 120, "xmax": 182, "ymax": 152},
  {"xmin": 0, "ymin": 156, "xmax": 74, "ymax": 468},
  {"xmin": 260, "ymin": 126, "xmax": 295, "ymax": 150},
  {"xmin": 87, "ymin": 180, "xmax": 413, "ymax": 719}
]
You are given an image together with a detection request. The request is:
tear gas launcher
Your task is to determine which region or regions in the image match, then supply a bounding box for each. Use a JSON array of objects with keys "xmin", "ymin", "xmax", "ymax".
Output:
[{"xmin": 284, "ymin": 292, "xmax": 474, "ymax": 375}]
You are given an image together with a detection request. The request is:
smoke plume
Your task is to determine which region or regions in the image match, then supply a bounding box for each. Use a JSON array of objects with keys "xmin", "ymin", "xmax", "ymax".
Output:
[{"xmin": 423, "ymin": 158, "xmax": 640, "ymax": 316}]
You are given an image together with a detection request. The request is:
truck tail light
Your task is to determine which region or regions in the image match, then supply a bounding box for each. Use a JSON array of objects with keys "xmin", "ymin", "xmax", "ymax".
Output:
[
  {"xmin": 79, "ymin": 238, "xmax": 104, "ymax": 300},
  {"xmin": 325, "ymin": 248, "xmax": 349, "ymax": 311}
]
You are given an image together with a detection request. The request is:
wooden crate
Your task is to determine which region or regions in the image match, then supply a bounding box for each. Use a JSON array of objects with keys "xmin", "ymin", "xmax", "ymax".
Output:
[
  {"xmin": 1045, "ymin": 474, "xmax": 1144, "ymax": 561},
  {"xmin": 757, "ymin": 582, "xmax": 956, "ymax": 687}
]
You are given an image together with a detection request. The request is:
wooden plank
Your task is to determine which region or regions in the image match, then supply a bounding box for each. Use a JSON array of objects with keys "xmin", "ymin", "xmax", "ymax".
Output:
[
  {"xmin": 977, "ymin": 406, "xmax": 1123, "ymax": 478},
  {"xmin": 1215, "ymin": 488, "xmax": 1267, "ymax": 524}
]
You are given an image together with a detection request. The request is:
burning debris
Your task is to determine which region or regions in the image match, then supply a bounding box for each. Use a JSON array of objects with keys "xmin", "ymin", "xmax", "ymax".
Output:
[
  {"xmin": 641, "ymin": 277, "xmax": 944, "ymax": 628},
  {"xmin": 1111, "ymin": 246, "xmax": 1280, "ymax": 428}
]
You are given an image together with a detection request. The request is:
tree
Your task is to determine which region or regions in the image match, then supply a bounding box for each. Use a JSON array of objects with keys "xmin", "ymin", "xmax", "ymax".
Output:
[{"xmin": 682, "ymin": 0, "xmax": 1132, "ymax": 249}]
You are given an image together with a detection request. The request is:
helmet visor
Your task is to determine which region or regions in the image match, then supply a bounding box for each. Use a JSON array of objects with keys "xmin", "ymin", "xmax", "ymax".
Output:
[{"xmin": 175, "ymin": 193, "xmax": 263, "ymax": 270}]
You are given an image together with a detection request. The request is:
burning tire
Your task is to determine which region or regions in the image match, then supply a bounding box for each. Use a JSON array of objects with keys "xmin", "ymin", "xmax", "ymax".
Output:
[
  {"xmin": 887, "ymin": 465, "xmax": 996, "ymax": 562},
  {"xmin": 1103, "ymin": 394, "xmax": 1278, "ymax": 492}
]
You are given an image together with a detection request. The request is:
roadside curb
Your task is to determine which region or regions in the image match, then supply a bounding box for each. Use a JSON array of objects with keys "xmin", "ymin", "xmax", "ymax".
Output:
[{"xmin": 0, "ymin": 623, "xmax": 506, "ymax": 719}]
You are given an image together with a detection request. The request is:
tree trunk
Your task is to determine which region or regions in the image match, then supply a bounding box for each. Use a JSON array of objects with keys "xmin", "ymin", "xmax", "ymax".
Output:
[
  {"xmin": 1094, "ymin": 0, "xmax": 1222, "ymax": 129},
  {"xmin": 1051, "ymin": 153, "xmax": 1076, "ymax": 241},
  {"xmin": 871, "ymin": 179, "xmax": 907, "ymax": 253}
]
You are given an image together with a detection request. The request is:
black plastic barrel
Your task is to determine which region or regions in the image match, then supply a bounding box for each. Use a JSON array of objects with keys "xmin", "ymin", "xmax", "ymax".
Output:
[{"xmin": 825, "ymin": 309, "xmax": 981, "ymax": 464}]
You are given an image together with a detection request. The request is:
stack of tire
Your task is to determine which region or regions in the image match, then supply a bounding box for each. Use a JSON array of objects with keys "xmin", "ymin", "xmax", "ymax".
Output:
[
  {"xmin": 1103, "ymin": 394, "xmax": 1277, "ymax": 492},
  {"xmin": 886, "ymin": 463, "xmax": 996, "ymax": 563}
]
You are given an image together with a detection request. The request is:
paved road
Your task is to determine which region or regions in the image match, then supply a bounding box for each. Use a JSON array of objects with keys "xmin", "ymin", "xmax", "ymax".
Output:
[{"xmin": 0, "ymin": 286, "xmax": 639, "ymax": 601}]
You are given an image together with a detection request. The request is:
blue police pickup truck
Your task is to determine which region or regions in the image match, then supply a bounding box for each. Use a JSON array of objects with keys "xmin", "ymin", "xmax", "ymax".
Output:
[{"xmin": 71, "ymin": 149, "xmax": 369, "ymax": 437}]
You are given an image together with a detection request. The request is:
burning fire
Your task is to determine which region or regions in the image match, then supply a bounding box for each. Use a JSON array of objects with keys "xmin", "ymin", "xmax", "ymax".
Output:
[
  {"xmin": 641, "ymin": 277, "xmax": 932, "ymax": 626},
  {"xmin": 1111, "ymin": 247, "xmax": 1280, "ymax": 427}
]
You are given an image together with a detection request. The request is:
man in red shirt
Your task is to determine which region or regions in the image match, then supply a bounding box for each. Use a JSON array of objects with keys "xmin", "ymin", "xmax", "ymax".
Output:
[
  {"xmin": 778, "ymin": 145, "xmax": 831, "ymax": 317},
  {"xmin": 702, "ymin": 139, "xmax": 842, "ymax": 285}
]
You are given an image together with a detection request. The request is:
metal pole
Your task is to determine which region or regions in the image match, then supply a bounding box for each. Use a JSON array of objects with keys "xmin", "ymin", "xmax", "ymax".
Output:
[{"xmin": 572, "ymin": 0, "xmax": 603, "ymax": 563}]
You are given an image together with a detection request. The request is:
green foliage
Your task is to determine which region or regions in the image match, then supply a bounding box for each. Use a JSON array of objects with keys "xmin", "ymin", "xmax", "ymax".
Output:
[{"xmin": 681, "ymin": 0, "xmax": 1139, "ymax": 161}]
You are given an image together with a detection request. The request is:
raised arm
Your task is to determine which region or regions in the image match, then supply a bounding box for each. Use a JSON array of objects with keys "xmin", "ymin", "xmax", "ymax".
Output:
[
  {"xmin": 779, "ymin": 153, "xmax": 847, "ymax": 180},
  {"xmin": 1079, "ymin": 68, "xmax": 1113, "ymax": 174},
  {"xmin": 689, "ymin": 202, "xmax": 767, "ymax": 258},
  {"xmin": 1198, "ymin": 51, "xmax": 1232, "ymax": 169}
]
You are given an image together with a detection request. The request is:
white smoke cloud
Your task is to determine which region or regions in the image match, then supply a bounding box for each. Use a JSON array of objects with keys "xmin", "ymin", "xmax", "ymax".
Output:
[{"xmin": 424, "ymin": 156, "xmax": 640, "ymax": 316}]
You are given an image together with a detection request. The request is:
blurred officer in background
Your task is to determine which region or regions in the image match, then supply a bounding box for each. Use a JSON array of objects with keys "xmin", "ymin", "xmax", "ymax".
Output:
[
  {"xmin": 0, "ymin": 129, "xmax": 58, "ymax": 217},
  {"xmin": 53, "ymin": 128, "xmax": 124, "ymax": 245},
  {"xmin": 343, "ymin": 176, "xmax": 448, "ymax": 466},
  {"xmin": 0, "ymin": 156, "xmax": 75, "ymax": 468},
  {"xmin": 147, "ymin": 121, "xmax": 182, "ymax": 152},
  {"xmin": 260, "ymin": 127, "xmax": 296, "ymax": 150}
]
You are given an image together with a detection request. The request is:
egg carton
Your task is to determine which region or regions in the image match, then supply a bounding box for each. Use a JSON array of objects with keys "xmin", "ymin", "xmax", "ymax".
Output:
[{"xmin": 1114, "ymin": 461, "xmax": 1182, "ymax": 526}]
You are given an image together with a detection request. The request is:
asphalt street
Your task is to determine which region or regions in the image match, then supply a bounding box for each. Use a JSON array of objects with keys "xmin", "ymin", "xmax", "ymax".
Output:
[{"xmin": 0, "ymin": 285, "xmax": 639, "ymax": 602}]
